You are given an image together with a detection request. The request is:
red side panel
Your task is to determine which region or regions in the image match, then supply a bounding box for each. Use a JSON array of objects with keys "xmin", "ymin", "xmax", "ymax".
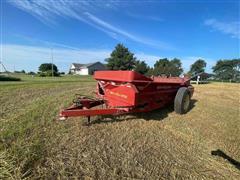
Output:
[
  {"xmin": 94, "ymin": 70, "xmax": 152, "ymax": 82},
  {"xmin": 95, "ymin": 71, "xmax": 190, "ymax": 85},
  {"xmin": 104, "ymin": 83, "xmax": 137, "ymax": 107}
]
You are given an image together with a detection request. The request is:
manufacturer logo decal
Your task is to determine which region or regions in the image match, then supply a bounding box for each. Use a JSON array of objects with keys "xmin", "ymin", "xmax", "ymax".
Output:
[{"xmin": 109, "ymin": 91, "xmax": 128, "ymax": 99}]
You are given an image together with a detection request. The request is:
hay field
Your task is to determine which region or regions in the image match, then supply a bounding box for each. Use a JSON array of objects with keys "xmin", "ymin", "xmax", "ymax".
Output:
[{"xmin": 0, "ymin": 75, "xmax": 239, "ymax": 179}]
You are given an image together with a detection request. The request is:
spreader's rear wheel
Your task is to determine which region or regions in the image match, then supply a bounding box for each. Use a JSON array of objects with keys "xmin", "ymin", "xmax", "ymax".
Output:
[{"xmin": 174, "ymin": 87, "xmax": 191, "ymax": 114}]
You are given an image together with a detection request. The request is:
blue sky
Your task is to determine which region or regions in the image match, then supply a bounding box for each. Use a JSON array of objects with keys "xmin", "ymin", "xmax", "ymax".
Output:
[{"xmin": 1, "ymin": 0, "xmax": 239, "ymax": 73}]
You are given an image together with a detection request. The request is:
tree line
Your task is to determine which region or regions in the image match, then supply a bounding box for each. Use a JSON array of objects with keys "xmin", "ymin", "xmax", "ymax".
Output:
[
  {"xmin": 10, "ymin": 64, "xmax": 66, "ymax": 76},
  {"xmin": 106, "ymin": 44, "xmax": 240, "ymax": 81},
  {"xmin": 14, "ymin": 43, "xmax": 238, "ymax": 80}
]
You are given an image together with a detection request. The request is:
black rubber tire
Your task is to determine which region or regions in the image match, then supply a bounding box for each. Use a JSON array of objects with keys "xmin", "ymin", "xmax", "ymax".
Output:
[{"xmin": 174, "ymin": 87, "xmax": 190, "ymax": 114}]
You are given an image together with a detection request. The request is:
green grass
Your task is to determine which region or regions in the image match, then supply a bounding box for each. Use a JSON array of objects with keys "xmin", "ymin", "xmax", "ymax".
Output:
[{"xmin": 0, "ymin": 75, "xmax": 239, "ymax": 179}]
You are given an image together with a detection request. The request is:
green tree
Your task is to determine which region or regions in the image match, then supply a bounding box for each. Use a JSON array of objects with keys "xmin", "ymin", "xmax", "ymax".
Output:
[
  {"xmin": 134, "ymin": 60, "xmax": 149, "ymax": 74},
  {"xmin": 189, "ymin": 59, "xmax": 207, "ymax": 75},
  {"xmin": 105, "ymin": 44, "xmax": 136, "ymax": 70},
  {"xmin": 146, "ymin": 67, "xmax": 154, "ymax": 77},
  {"xmin": 169, "ymin": 58, "xmax": 183, "ymax": 76},
  {"xmin": 28, "ymin": 71, "xmax": 36, "ymax": 75},
  {"xmin": 212, "ymin": 59, "xmax": 240, "ymax": 81},
  {"xmin": 38, "ymin": 63, "xmax": 59, "ymax": 76},
  {"xmin": 152, "ymin": 58, "xmax": 183, "ymax": 76}
]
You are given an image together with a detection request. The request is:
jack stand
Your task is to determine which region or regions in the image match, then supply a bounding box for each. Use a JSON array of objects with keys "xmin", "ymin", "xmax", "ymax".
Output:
[{"xmin": 87, "ymin": 116, "xmax": 90, "ymax": 125}]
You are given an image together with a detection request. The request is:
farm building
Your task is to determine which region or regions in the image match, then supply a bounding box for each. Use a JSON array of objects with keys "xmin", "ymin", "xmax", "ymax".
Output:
[{"xmin": 69, "ymin": 62, "xmax": 106, "ymax": 75}]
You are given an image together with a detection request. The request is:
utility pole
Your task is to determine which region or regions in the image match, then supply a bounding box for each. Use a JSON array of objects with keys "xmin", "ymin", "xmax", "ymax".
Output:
[
  {"xmin": 0, "ymin": 1, "xmax": 9, "ymax": 75},
  {"xmin": 51, "ymin": 48, "xmax": 53, "ymax": 77}
]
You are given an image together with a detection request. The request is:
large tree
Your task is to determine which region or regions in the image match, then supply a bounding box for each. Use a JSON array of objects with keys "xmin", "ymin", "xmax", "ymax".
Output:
[
  {"xmin": 189, "ymin": 59, "xmax": 207, "ymax": 75},
  {"xmin": 152, "ymin": 58, "xmax": 183, "ymax": 76},
  {"xmin": 134, "ymin": 60, "xmax": 149, "ymax": 74},
  {"xmin": 212, "ymin": 59, "xmax": 240, "ymax": 81},
  {"xmin": 169, "ymin": 58, "xmax": 183, "ymax": 76},
  {"xmin": 105, "ymin": 44, "xmax": 136, "ymax": 70},
  {"xmin": 38, "ymin": 63, "xmax": 59, "ymax": 76}
]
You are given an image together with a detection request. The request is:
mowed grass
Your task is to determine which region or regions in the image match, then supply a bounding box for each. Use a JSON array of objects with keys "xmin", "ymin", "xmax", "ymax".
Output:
[{"xmin": 0, "ymin": 75, "xmax": 239, "ymax": 179}]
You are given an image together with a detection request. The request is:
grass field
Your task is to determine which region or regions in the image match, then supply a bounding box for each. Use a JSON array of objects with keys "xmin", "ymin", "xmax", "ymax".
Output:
[{"xmin": 0, "ymin": 75, "xmax": 239, "ymax": 179}]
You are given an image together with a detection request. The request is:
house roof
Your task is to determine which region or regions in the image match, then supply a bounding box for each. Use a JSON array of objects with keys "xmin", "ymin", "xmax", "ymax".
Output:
[
  {"xmin": 72, "ymin": 63, "xmax": 84, "ymax": 68},
  {"xmin": 72, "ymin": 62, "xmax": 102, "ymax": 69}
]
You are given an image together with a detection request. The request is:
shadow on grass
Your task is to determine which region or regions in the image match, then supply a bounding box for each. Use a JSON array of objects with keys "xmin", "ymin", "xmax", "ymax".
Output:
[
  {"xmin": 189, "ymin": 99, "xmax": 197, "ymax": 111},
  {"xmin": 88, "ymin": 99, "xmax": 197, "ymax": 125},
  {"xmin": 211, "ymin": 149, "xmax": 240, "ymax": 170}
]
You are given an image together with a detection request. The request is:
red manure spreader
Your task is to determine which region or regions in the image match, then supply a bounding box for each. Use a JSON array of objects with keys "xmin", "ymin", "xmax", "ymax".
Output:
[{"xmin": 59, "ymin": 71, "xmax": 194, "ymax": 122}]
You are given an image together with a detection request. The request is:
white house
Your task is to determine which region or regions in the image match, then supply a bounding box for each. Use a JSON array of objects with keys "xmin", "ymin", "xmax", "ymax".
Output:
[{"xmin": 69, "ymin": 62, "xmax": 106, "ymax": 75}]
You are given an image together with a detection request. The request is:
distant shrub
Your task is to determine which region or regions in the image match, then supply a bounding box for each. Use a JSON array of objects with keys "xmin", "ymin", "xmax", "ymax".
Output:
[
  {"xmin": 38, "ymin": 70, "xmax": 60, "ymax": 77},
  {"xmin": 209, "ymin": 79, "xmax": 239, "ymax": 83},
  {"xmin": 38, "ymin": 63, "xmax": 59, "ymax": 76},
  {"xmin": 0, "ymin": 75, "xmax": 21, "ymax": 81},
  {"xmin": 38, "ymin": 73, "xmax": 46, "ymax": 77},
  {"xmin": 28, "ymin": 71, "xmax": 36, "ymax": 75},
  {"xmin": 14, "ymin": 70, "xmax": 25, "ymax": 74}
]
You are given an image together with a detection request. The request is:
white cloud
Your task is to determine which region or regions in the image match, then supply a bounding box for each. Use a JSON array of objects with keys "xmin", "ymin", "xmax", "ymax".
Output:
[
  {"xmin": 2, "ymin": 43, "xmax": 216, "ymax": 73},
  {"xmin": 83, "ymin": 12, "xmax": 171, "ymax": 49},
  {"xmin": 2, "ymin": 44, "xmax": 111, "ymax": 72},
  {"xmin": 204, "ymin": 18, "xmax": 240, "ymax": 39},
  {"xmin": 7, "ymin": 0, "xmax": 172, "ymax": 50},
  {"xmin": 182, "ymin": 56, "xmax": 216, "ymax": 72},
  {"xmin": 2, "ymin": 43, "xmax": 163, "ymax": 72},
  {"xmin": 135, "ymin": 52, "xmax": 162, "ymax": 66},
  {"xmin": 14, "ymin": 34, "xmax": 87, "ymax": 51}
]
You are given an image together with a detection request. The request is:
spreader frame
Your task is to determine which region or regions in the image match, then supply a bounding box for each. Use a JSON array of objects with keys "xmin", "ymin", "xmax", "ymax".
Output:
[{"xmin": 59, "ymin": 71, "xmax": 194, "ymax": 120}]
